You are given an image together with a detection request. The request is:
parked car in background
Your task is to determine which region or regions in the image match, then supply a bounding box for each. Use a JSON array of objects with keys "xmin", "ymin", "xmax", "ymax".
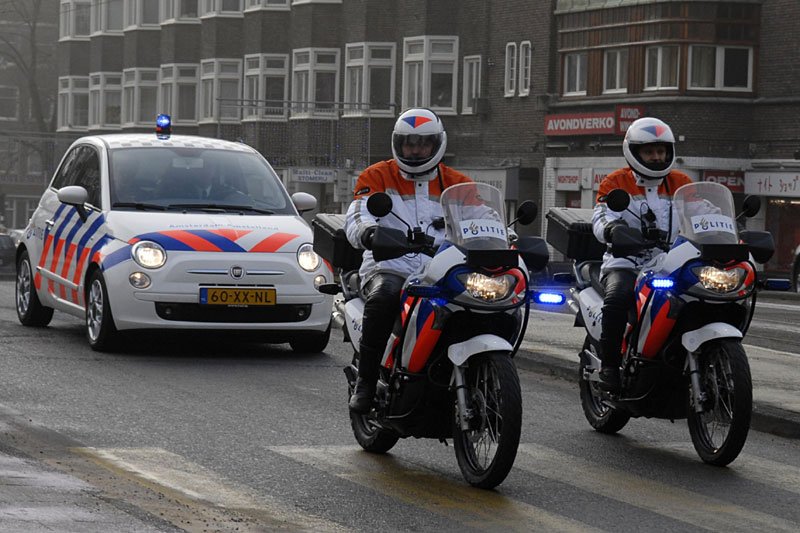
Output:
[
  {"xmin": 15, "ymin": 118, "xmax": 334, "ymax": 352},
  {"xmin": 0, "ymin": 234, "xmax": 15, "ymax": 274}
]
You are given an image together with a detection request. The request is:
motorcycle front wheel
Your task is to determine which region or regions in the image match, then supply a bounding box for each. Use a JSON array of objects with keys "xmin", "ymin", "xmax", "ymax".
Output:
[
  {"xmin": 687, "ymin": 339, "xmax": 752, "ymax": 466},
  {"xmin": 453, "ymin": 352, "xmax": 521, "ymax": 489}
]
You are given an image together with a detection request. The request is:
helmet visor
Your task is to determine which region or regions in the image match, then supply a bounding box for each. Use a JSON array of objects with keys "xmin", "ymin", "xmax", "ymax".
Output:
[
  {"xmin": 632, "ymin": 142, "xmax": 674, "ymax": 173},
  {"xmin": 392, "ymin": 132, "xmax": 444, "ymax": 168}
]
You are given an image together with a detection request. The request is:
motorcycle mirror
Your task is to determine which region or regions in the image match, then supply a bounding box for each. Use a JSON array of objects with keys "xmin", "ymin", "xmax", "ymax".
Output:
[
  {"xmin": 741, "ymin": 195, "xmax": 761, "ymax": 218},
  {"xmin": 514, "ymin": 201, "xmax": 538, "ymax": 226},
  {"xmin": 605, "ymin": 189, "xmax": 630, "ymax": 213},
  {"xmin": 366, "ymin": 192, "xmax": 393, "ymax": 217}
]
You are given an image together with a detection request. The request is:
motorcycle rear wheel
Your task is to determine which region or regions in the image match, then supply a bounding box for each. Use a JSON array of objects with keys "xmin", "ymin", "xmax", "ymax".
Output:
[
  {"xmin": 453, "ymin": 352, "xmax": 521, "ymax": 489},
  {"xmin": 578, "ymin": 336, "xmax": 630, "ymax": 434},
  {"xmin": 687, "ymin": 339, "xmax": 752, "ymax": 466},
  {"xmin": 347, "ymin": 369, "xmax": 400, "ymax": 453}
]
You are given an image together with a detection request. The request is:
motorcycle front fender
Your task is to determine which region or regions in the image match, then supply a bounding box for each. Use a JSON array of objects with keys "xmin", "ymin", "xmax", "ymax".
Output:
[
  {"xmin": 681, "ymin": 322, "xmax": 743, "ymax": 353},
  {"xmin": 447, "ymin": 334, "xmax": 514, "ymax": 366}
]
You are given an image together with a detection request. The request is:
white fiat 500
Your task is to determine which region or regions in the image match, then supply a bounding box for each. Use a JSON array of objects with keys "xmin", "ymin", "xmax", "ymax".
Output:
[{"xmin": 15, "ymin": 126, "xmax": 334, "ymax": 352}]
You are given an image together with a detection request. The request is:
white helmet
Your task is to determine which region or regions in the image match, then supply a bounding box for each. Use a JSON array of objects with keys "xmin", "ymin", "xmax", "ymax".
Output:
[
  {"xmin": 391, "ymin": 108, "xmax": 447, "ymax": 180},
  {"xmin": 622, "ymin": 117, "xmax": 676, "ymax": 181}
]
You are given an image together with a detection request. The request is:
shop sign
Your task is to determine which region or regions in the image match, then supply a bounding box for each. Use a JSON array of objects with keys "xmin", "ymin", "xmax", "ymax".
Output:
[
  {"xmin": 463, "ymin": 169, "xmax": 510, "ymax": 198},
  {"xmin": 703, "ymin": 170, "xmax": 744, "ymax": 193},
  {"xmin": 615, "ymin": 105, "xmax": 646, "ymax": 135},
  {"xmin": 544, "ymin": 112, "xmax": 615, "ymax": 136},
  {"xmin": 292, "ymin": 167, "xmax": 336, "ymax": 183},
  {"xmin": 745, "ymin": 171, "xmax": 800, "ymax": 197},
  {"xmin": 592, "ymin": 168, "xmax": 617, "ymax": 191},
  {"xmin": 556, "ymin": 168, "xmax": 581, "ymax": 191}
]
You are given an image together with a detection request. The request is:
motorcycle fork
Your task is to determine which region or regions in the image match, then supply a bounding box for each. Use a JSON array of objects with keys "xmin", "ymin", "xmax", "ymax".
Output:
[
  {"xmin": 452, "ymin": 364, "xmax": 473, "ymax": 431},
  {"xmin": 686, "ymin": 350, "xmax": 707, "ymax": 413}
]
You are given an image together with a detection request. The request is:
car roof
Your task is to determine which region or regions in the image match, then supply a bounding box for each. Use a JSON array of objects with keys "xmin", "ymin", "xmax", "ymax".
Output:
[{"xmin": 76, "ymin": 134, "xmax": 257, "ymax": 154}]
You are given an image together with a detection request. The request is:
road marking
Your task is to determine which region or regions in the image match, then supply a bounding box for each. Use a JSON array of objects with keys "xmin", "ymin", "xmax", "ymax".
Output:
[
  {"xmin": 515, "ymin": 443, "xmax": 799, "ymax": 532},
  {"xmin": 76, "ymin": 447, "xmax": 347, "ymax": 532},
  {"xmin": 269, "ymin": 445, "xmax": 600, "ymax": 532}
]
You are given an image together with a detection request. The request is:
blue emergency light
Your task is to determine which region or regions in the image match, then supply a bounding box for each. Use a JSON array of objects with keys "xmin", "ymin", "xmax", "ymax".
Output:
[
  {"xmin": 649, "ymin": 278, "xmax": 675, "ymax": 289},
  {"xmin": 532, "ymin": 290, "xmax": 566, "ymax": 305},
  {"xmin": 156, "ymin": 114, "xmax": 172, "ymax": 137}
]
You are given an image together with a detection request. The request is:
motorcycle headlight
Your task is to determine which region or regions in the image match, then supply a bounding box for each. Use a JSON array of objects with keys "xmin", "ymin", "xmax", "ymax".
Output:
[
  {"xmin": 131, "ymin": 241, "xmax": 166, "ymax": 269},
  {"xmin": 459, "ymin": 272, "xmax": 515, "ymax": 302},
  {"xmin": 693, "ymin": 266, "xmax": 744, "ymax": 293},
  {"xmin": 297, "ymin": 243, "xmax": 321, "ymax": 272}
]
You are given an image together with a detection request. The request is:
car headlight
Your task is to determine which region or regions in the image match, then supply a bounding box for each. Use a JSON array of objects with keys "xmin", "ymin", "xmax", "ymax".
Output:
[
  {"xmin": 693, "ymin": 266, "xmax": 744, "ymax": 293},
  {"xmin": 459, "ymin": 272, "xmax": 515, "ymax": 302},
  {"xmin": 297, "ymin": 243, "xmax": 321, "ymax": 272},
  {"xmin": 131, "ymin": 241, "xmax": 166, "ymax": 269}
]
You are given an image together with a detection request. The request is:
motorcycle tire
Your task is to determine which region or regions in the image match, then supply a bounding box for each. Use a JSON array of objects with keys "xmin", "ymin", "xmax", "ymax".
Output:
[
  {"xmin": 453, "ymin": 352, "xmax": 521, "ymax": 489},
  {"xmin": 687, "ymin": 339, "xmax": 752, "ymax": 466},
  {"xmin": 348, "ymin": 371, "xmax": 400, "ymax": 453},
  {"xmin": 578, "ymin": 336, "xmax": 630, "ymax": 434}
]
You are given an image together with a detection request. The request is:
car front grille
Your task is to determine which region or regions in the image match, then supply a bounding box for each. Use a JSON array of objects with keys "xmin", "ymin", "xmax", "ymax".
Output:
[{"xmin": 154, "ymin": 303, "xmax": 312, "ymax": 323}]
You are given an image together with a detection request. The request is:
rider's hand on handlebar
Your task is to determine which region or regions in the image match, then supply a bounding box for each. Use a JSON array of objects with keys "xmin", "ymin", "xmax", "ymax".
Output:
[
  {"xmin": 360, "ymin": 226, "xmax": 376, "ymax": 250},
  {"xmin": 603, "ymin": 220, "xmax": 628, "ymax": 242}
]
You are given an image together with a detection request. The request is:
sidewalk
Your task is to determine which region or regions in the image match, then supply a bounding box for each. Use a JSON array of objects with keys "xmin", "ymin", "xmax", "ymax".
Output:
[{"xmin": 516, "ymin": 295, "xmax": 800, "ymax": 440}]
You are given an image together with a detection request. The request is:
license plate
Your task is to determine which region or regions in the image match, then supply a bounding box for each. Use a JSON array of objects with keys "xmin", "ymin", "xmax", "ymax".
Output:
[{"xmin": 199, "ymin": 287, "xmax": 276, "ymax": 306}]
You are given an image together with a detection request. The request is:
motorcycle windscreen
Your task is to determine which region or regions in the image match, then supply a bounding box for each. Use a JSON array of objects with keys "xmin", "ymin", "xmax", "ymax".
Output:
[
  {"xmin": 673, "ymin": 182, "xmax": 738, "ymax": 246},
  {"xmin": 441, "ymin": 182, "xmax": 508, "ymax": 251}
]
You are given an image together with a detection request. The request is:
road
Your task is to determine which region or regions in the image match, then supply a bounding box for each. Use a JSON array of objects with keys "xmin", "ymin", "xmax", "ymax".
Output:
[{"xmin": 1, "ymin": 280, "xmax": 799, "ymax": 532}]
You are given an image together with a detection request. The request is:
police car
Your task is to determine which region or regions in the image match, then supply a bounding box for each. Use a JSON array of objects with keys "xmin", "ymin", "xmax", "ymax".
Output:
[{"xmin": 15, "ymin": 116, "xmax": 333, "ymax": 352}]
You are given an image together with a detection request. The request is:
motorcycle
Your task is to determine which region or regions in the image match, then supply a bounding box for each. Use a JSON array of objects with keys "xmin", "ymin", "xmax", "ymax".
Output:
[
  {"xmin": 566, "ymin": 180, "xmax": 787, "ymax": 466},
  {"xmin": 316, "ymin": 182, "xmax": 561, "ymax": 488}
]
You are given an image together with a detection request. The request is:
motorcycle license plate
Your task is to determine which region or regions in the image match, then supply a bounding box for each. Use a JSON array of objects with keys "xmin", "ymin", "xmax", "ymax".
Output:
[{"xmin": 199, "ymin": 287, "xmax": 276, "ymax": 306}]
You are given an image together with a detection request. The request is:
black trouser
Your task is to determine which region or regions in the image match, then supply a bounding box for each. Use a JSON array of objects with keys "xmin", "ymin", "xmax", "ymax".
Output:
[
  {"xmin": 600, "ymin": 269, "xmax": 637, "ymax": 368},
  {"xmin": 357, "ymin": 273, "xmax": 405, "ymax": 382}
]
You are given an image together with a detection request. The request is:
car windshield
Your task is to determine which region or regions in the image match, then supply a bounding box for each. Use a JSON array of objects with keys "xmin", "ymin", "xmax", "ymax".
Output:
[{"xmin": 109, "ymin": 146, "xmax": 295, "ymax": 214}]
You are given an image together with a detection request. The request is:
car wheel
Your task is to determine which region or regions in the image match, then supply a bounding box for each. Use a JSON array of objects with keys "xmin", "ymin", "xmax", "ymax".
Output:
[
  {"xmin": 86, "ymin": 269, "xmax": 118, "ymax": 351},
  {"xmin": 289, "ymin": 321, "xmax": 331, "ymax": 353},
  {"xmin": 16, "ymin": 250, "xmax": 54, "ymax": 327}
]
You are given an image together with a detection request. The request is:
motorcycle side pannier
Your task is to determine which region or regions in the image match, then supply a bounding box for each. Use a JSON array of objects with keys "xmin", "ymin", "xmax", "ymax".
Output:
[
  {"xmin": 545, "ymin": 207, "xmax": 606, "ymax": 262},
  {"xmin": 312, "ymin": 213, "xmax": 363, "ymax": 271}
]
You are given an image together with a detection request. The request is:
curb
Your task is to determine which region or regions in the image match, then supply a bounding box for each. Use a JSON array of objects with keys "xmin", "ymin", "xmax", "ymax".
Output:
[{"xmin": 515, "ymin": 348, "xmax": 800, "ymax": 440}]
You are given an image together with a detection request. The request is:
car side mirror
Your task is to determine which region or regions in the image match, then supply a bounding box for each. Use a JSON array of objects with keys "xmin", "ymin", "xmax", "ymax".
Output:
[
  {"xmin": 291, "ymin": 192, "xmax": 317, "ymax": 213},
  {"xmin": 57, "ymin": 186, "xmax": 89, "ymax": 222}
]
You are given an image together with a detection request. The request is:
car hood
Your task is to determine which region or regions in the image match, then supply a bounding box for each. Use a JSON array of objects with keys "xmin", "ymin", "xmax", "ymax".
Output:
[{"xmin": 105, "ymin": 211, "xmax": 313, "ymax": 254}]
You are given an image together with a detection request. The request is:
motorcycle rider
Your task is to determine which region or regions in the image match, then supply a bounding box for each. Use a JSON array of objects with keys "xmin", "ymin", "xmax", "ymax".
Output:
[
  {"xmin": 344, "ymin": 108, "xmax": 473, "ymax": 413},
  {"xmin": 592, "ymin": 117, "xmax": 692, "ymax": 394}
]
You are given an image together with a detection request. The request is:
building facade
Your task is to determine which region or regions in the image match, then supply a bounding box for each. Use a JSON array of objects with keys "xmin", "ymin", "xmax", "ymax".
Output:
[{"xmin": 54, "ymin": 0, "xmax": 800, "ymax": 276}]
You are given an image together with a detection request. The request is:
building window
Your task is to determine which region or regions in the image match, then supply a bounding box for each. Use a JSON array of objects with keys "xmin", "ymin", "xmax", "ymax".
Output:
[
  {"xmin": 245, "ymin": 0, "xmax": 289, "ymax": 9},
  {"xmin": 292, "ymin": 48, "xmax": 340, "ymax": 118},
  {"xmin": 125, "ymin": 0, "xmax": 160, "ymax": 28},
  {"xmin": 161, "ymin": 0, "xmax": 200, "ymax": 22},
  {"xmin": 689, "ymin": 45, "xmax": 752, "ymax": 91},
  {"xmin": 343, "ymin": 42, "xmax": 395, "ymax": 116},
  {"xmin": 504, "ymin": 42, "xmax": 517, "ymax": 97},
  {"xmin": 121, "ymin": 69, "xmax": 158, "ymax": 126},
  {"xmin": 200, "ymin": 0, "xmax": 243, "ymax": 16},
  {"xmin": 0, "ymin": 86, "xmax": 19, "ymax": 121},
  {"xmin": 88, "ymin": 73, "xmax": 122, "ymax": 128},
  {"xmin": 519, "ymin": 41, "xmax": 532, "ymax": 97},
  {"xmin": 60, "ymin": 0, "xmax": 91, "ymax": 40},
  {"xmin": 563, "ymin": 52, "xmax": 587, "ymax": 96},
  {"xmin": 402, "ymin": 36, "xmax": 458, "ymax": 113},
  {"xmin": 200, "ymin": 59, "xmax": 242, "ymax": 122},
  {"xmin": 90, "ymin": 0, "xmax": 123, "ymax": 33},
  {"xmin": 57, "ymin": 76, "xmax": 89, "ymax": 130},
  {"xmin": 462, "ymin": 56, "xmax": 481, "ymax": 114},
  {"xmin": 645, "ymin": 45, "xmax": 679, "ymax": 90},
  {"xmin": 243, "ymin": 54, "xmax": 289, "ymax": 120},
  {"xmin": 603, "ymin": 48, "xmax": 628, "ymax": 94},
  {"xmin": 160, "ymin": 65, "xmax": 199, "ymax": 123}
]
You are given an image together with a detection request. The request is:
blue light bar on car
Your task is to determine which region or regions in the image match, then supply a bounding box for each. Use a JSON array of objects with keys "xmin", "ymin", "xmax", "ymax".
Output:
[
  {"xmin": 649, "ymin": 278, "xmax": 675, "ymax": 289},
  {"xmin": 532, "ymin": 291, "xmax": 566, "ymax": 305},
  {"xmin": 156, "ymin": 114, "xmax": 172, "ymax": 137}
]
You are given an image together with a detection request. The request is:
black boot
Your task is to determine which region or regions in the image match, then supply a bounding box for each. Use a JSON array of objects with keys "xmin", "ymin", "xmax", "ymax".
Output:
[
  {"xmin": 598, "ymin": 338, "xmax": 622, "ymax": 394},
  {"xmin": 349, "ymin": 344, "xmax": 380, "ymax": 413}
]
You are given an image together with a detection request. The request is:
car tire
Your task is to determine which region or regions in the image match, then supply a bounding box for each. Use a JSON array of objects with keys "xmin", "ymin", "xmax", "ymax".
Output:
[
  {"xmin": 289, "ymin": 321, "xmax": 331, "ymax": 354},
  {"xmin": 86, "ymin": 269, "xmax": 119, "ymax": 352},
  {"xmin": 16, "ymin": 249, "xmax": 54, "ymax": 327}
]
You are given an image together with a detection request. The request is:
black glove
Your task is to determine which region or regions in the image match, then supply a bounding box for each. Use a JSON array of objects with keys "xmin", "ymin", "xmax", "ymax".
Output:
[
  {"xmin": 603, "ymin": 220, "xmax": 628, "ymax": 242},
  {"xmin": 360, "ymin": 226, "xmax": 377, "ymax": 250}
]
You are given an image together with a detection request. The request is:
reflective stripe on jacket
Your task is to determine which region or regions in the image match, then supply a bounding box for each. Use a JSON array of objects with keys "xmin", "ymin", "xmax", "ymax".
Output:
[{"xmin": 592, "ymin": 168, "xmax": 692, "ymax": 273}]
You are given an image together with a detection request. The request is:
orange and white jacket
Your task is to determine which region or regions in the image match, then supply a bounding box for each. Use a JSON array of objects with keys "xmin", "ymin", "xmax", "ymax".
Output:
[
  {"xmin": 592, "ymin": 168, "xmax": 692, "ymax": 273},
  {"xmin": 345, "ymin": 159, "xmax": 472, "ymax": 283}
]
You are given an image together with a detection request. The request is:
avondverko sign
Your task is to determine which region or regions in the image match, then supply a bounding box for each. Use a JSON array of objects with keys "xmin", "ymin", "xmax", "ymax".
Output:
[{"xmin": 544, "ymin": 112, "xmax": 615, "ymax": 136}]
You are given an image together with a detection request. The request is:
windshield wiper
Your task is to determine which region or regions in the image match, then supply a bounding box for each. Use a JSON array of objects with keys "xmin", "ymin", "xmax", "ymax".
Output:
[
  {"xmin": 112, "ymin": 202, "xmax": 167, "ymax": 211},
  {"xmin": 167, "ymin": 203, "xmax": 274, "ymax": 215}
]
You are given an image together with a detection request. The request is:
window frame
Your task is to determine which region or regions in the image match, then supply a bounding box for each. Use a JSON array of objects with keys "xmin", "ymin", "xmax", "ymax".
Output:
[
  {"xmin": 57, "ymin": 76, "xmax": 90, "ymax": 131},
  {"xmin": 602, "ymin": 48, "xmax": 628, "ymax": 94},
  {"xmin": 343, "ymin": 42, "xmax": 396, "ymax": 117},
  {"xmin": 200, "ymin": 0, "xmax": 244, "ymax": 17},
  {"xmin": 401, "ymin": 35, "xmax": 459, "ymax": 114},
  {"xmin": 200, "ymin": 59, "xmax": 243, "ymax": 122},
  {"xmin": 644, "ymin": 45, "xmax": 680, "ymax": 91},
  {"xmin": 88, "ymin": 72, "xmax": 122, "ymax": 129},
  {"xmin": 518, "ymin": 41, "xmax": 532, "ymax": 97},
  {"xmin": 688, "ymin": 44, "xmax": 753, "ymax": 92},
  {"xmin": 563, "ymin": 52, "xmax": 587, "ymax": 96},
  {"xmin": 160, "ymin": 0, "xmax": 201, "ymax": 23},
  {"xmin": 504, "ymin": 42, "xmax": 517, "ymax": 97},
  {"xmin": 291, "ymin": 47, "xmax": 341, "ymax": 119},
  {"xmin": 242, "ymin": 53, "xmax": 289, "ymax": 121},
  {"xmin": 461, "ymin": 55, "xmax": 481, "ymax": 115},
  {"xmin": 159, "ymin": 64, "xmax": 199, "ymax": 124},
  {"xmin": 244, "ymin": 0, "xmax": 290, "ymax": 10},
  {"xmin": 90, "ymin": 0, "xmax": 123, "ymax": 34},
  {"xmin": 0, "ymin": 86, "xmax": 19, "ymax": 121},
  {"xmin": 121, "ymin": 68, "xmax": 159, "ymax": 127},
  {"xmin": 60, "ymin": 0, "xmax": 92, "ymax": 41},
  {"xmin": 124, "ymin": 0, "xmax": 161, "ymax": 29}
]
